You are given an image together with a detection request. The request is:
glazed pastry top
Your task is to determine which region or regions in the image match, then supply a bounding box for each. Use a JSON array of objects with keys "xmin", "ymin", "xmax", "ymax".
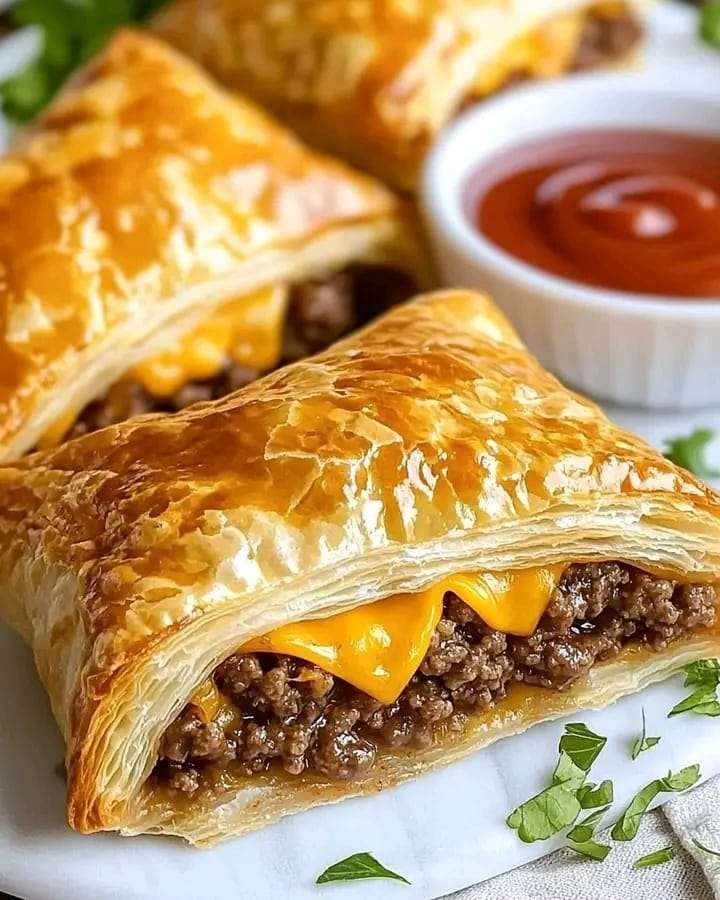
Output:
[
  {"xmin": 154, "ymin": 0, "xmax": 649, "ymax": 188},
  {"xmin": 0, "ymin": 29, "xmax": 414, "ymax": 459}
]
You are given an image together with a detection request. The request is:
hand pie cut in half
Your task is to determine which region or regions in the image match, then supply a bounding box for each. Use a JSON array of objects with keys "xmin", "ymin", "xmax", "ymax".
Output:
[
  {"xmin": 154, "ymin": 0, "xmax": 650, "ymax": 191},
  {"xmin": 1, "ymin": 288, "xmax": 719, "ymax": 846},
  {"xmin": 0, "ymin": 29, "xmax": 425, "ymax": 462}
]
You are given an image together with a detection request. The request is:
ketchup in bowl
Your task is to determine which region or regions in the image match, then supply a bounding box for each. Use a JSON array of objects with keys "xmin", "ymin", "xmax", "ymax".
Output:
[{"xmin": 470, "ymin": 130, "xmax": 720, "ymax": 298}]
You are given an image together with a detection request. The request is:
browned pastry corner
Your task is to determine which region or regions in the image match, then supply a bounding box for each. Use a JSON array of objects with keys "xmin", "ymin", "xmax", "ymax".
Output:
[
  {"xmin": 0, "ymin": 29, "xmax": 427, "ymax": 461},
  {"xmin": 154, "ymin": 0, "xmax": 650, "ymax": 191},
  {"xmin": 0, "ymin": 289, "xmax": 718, "ymax": 846}
]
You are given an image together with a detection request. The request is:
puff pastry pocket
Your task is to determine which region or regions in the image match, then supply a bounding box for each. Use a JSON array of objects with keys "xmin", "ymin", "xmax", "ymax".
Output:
[
  {"xmin": 1, "ymin": 288, "xmax": 719, "ymax": 846},
  {"xmin": 0, "ymin": 29, "xmax": 426, "ymax": 462},
  {"xmin": 154, "ymin": 0, "xmax": 651, "ymax": 191}
]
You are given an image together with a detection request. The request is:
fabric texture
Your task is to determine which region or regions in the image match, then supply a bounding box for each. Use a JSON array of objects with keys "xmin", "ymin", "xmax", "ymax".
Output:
[{"xmin": 450, "ymin": 779, "xmax": 720, "ymax": 899}]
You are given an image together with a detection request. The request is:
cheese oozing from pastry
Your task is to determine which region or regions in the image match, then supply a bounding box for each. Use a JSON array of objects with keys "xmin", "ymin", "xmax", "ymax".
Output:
[
  {"xmin": 37, "ymin": 407, "xmax": 85, "ymax": 451},
  {"xmin": 471, "ymin": 3, "xmax": 628, "ymax": 98},
  {"xmin": 130, "ymin": 285, "xmax": 289, "ymax": 397},
  {"xmin": 222, "ymin": 565, "xmax": 566, "ymax": 705},
  {"xmin": 37, "ymin": 286, "xmax": 289, "ymax": 449}
]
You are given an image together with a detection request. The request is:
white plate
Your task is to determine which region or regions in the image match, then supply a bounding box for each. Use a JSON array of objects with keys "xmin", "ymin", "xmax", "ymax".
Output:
[{"xmin": 1, "ymin": 5, "xmax": 720, "ymax": 900}]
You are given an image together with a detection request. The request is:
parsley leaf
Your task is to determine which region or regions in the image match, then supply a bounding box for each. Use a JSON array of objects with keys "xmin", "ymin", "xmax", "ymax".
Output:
[
  {"xmin": 684, "ymin": 658, "xmax": 720, "ymax": 687},
  {"xmin": 568, "ymin": 840, "xmax": 611, "ymax": 862},
  {"xmin": 658, "ymin": 766, "xmax": 703, "ymax": 792},
  {"xmin": 611, "ymin": 765, "xmax": 701, "ymax": 842},
  {"xmin": 633, "ymin": 847, "xmax": 676, "ymax": 869},
  {"xmin": 664, "ymin": 429, "xmax": 720, "ymax": 478},
  {"xmin": 0, "ymin": 0, "xmax": 169, "ymax": 123},
  {"xmin": 567, "ymin": 803, "xmax": 612, "ymax": 862},
  {"xmin": 507, "ymin": 724, "xmax": 608, "ymax": 844},
  {"xmin": 559, "ymin": 723, "xmax": 607, "ymax": 772},
  {"xmin": 631, "ymin": 708, "xmax": 660, "ymax": 760},
  {"xmin": 693, "ymin": 838, "xmax": 720, "ymax": 858},
  {"xmin": 669, "ymin": 658, "xmax": 720, "ymax": 718},
  {"xmin": 576, "ymin": 780, "xmax": 614, "ymax": 810},
  {"xmin": 669, "ymin": 688, "xmax": 720, "ymax": 718},
  {"xmin": 507, "ymin": 751, "xmax": 586, "ymax": 843},
  {"xmin": 567, "ymin": 806, "xmax": 610, "ymax": 844},
  {"xmin": 316, "ymin": 853, "xmax": 410, "ymax": 885},
  {"xmin": 700, "ymin": 0, "xmax": 720, "ymax": 49}
]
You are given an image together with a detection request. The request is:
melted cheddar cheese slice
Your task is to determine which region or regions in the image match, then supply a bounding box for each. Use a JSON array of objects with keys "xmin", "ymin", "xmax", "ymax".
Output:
[
  {"xmin": 37, "ymin": 407, "xmax": 83, "ymax": 450},
  {"xmin": 472, "ymin": 3, "xmax": 628, "ymax": 99},
  {"xmin": 472, "ymin": 13, "xmax": 584, "ymax": 97},
  {"xmin": 239, "ymin": 565, "xmax": 566, "ymax": 704},
  {"xmin": 40, "ymin": 284, "xmax": 289, "ymax": 448},
  {"xmin": 131, "ymin": 284, "xmax": 289, "ymax": 397},
  {"xmin": 188, "ymin": 675, "xmax": 225, "ymax": 723}
]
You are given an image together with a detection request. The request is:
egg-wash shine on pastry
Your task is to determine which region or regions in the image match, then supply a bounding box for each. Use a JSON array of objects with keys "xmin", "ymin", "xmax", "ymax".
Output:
[
  {"xmin": 0, "ymin": 30, "xmax": 424, "ymax": 461},
  {"xmin": 1, "ymin": 289, "xmax": 718, "ymax": 845},
  {"xmin": 153, "ymin": 0, "xmax": 650, "ymax": 191}
]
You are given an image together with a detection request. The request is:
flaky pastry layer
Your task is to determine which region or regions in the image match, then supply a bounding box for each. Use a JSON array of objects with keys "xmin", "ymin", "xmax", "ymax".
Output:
[{"xmin": 0, "ymin": 289, "xmax": 718, "ymax": 843}]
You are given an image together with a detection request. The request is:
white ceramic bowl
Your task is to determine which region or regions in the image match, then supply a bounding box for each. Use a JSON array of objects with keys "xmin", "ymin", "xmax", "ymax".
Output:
[{"xmin": 421, "ymin": 74, "xmax": 720, "ymax": 410}]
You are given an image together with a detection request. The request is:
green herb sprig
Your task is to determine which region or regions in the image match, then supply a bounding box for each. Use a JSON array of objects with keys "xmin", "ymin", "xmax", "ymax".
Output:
[{"xmin": 0, "ymin": 0, "xmax": 169, "ymax": 123}]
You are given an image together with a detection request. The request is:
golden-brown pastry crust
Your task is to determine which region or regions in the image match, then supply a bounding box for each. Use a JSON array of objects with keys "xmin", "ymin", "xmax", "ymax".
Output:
[
  {"xmin": 0, "ymin": 289, "xmax": 718, "ymax": 843},
  {"xmin": 0, "ymin": 29, "xmax": 425, "ymax": 461},
  {"xmin": 153, "ymin": 0, "xmax": 651, "ymax": 191}
]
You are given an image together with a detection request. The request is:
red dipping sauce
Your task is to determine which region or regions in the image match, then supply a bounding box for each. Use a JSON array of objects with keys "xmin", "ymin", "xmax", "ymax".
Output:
[{"xmin": 470, "ymin": 129, "xmax": 720, "ymax": 298}]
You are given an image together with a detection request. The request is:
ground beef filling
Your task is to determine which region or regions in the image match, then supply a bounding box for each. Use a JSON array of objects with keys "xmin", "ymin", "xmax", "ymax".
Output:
[
  {"xmin": 570, "ymin": 8, "xmax": 643, "ymax": 72},
  {"xmin": 63, "ymin": 264, "xmax": 414, "ymax": 442},
  {"xmin": 472, "ymin": 7, "xmax": 642, "ymax": 103},
  {"xmin": 154, "ymin": 563, "xmax": 717, "ymax": 793}
]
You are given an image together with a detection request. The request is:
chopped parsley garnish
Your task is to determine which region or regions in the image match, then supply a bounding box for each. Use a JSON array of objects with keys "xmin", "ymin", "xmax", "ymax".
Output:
[
  {"xmin": 631, "ymin": 708, "xmax": 661, "ymax": 760},
  {"xmin": 568, "ymin": 840, "xmax": 611, "ymax": 862},
  {"xmin": 559, "ymin": 723, "xmax": 607, "ymax": 772},
  {"xmin": 316, "ymin": 853, "xmax": 410, "ymax": 886},
  {"xmin": 664, "ymin": 429, "xmax": 720, "ymax": 478},
  {"xmin": 685, "ymin": 659, "xmax": 720, "ymax": 686},
  {"xmin": 669, "ymin": 658, "xmax": 720, "ymax": 719},
  {"xmin": 567, "ymin": 806, "xmax": 612, "ymax": 861},
  {"xmin": 567, "ymin": 807, "xmax": 610, "ymax": 844},
  {"xmin": 700, "ymin": 0, "xmax": 720, "ymax": 49},
  {"xmin": 633, "ymin": 847, "xmax": 676, "ymax": 869},
  {"xmin": 577, "ymin": 780, "xmax": 614, "ymax": 810},
  {"xmin": 0, "ymin": 0, "xmax": 169, "ymax": 123},
  {"xmin": 693, "ymin": 838, "xmax": 720, "ymax": 859},
  {"xmin": 611, "ymin": 765, "xmax": 701, "ymax": 842},
  {"xmin": 506, "ymin": 751, "xmax": 586, "ymax": 843},
  {"xmin": 507, "ymin": 724, "xmax": 608, "ymax": 844}
]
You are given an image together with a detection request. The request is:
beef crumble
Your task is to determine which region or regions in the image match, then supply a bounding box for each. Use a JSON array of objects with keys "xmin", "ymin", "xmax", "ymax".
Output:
[
  {"xmin": 570, "ymin": 8, "xmax": 643, "ymax": 72},
  {"xmin": 153, "ymin": 563, "xmax": 717, "ymax": 793},
  {"xmin": 459, "ymin": 5, "xmax": 642, "ymax": 111},
  {"xmin": 62, "ymin": 264, "xmax": 415, "ymax": 442}
]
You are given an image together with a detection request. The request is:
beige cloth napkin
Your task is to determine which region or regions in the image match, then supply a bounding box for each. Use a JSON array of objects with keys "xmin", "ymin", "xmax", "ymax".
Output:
[{"xmin": 450, "ymin": 777, "xmax": 720, "ymax": 900}]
